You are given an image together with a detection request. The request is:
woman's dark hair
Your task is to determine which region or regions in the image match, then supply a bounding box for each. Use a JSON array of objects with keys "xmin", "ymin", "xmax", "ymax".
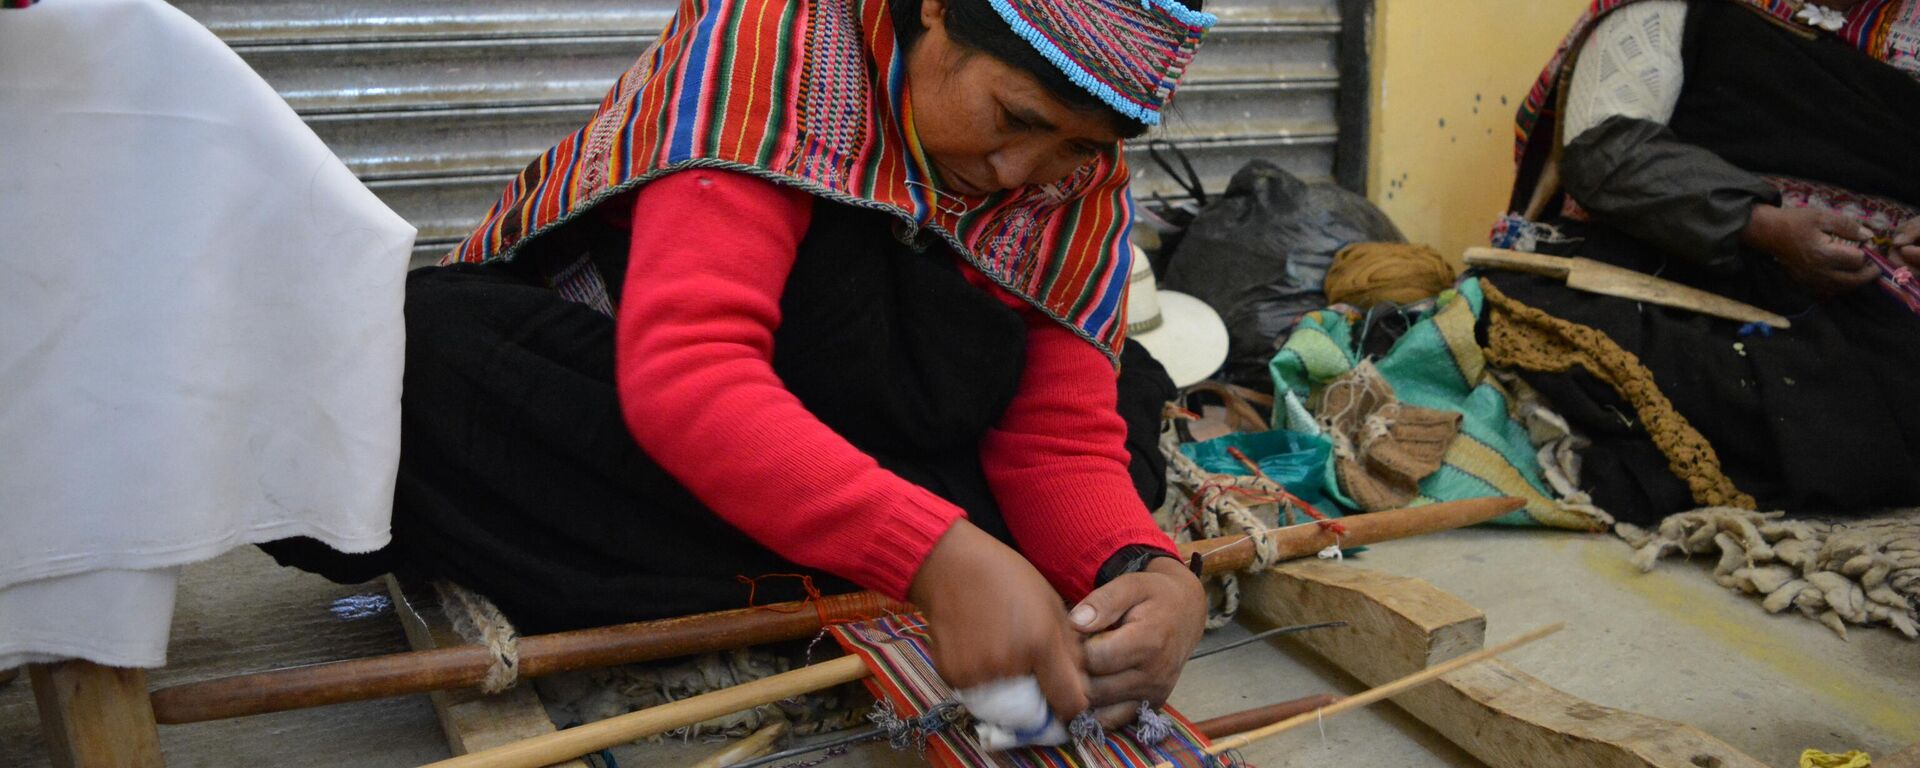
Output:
[{"xmin": 890, "ymin": 0, "xmax": 1204, "ymax": 139}]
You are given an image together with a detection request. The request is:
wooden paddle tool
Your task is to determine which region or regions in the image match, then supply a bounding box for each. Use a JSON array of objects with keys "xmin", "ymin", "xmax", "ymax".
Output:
[{"xmin": 1464, "ymin": 247, "xmax": 1792, "ymax": 329}]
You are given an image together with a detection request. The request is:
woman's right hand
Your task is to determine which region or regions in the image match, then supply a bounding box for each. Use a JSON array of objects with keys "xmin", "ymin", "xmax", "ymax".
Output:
[
  {"xmin": 1892, "ymin": 217, "xmax": 1920, "ymax": 272},
  {"xmin": 909, "ymin": 521, "xmax": 1089, "ymax": 720},
  {"xmin": 1741, "ymin": 204, "xmax": 1879, "ymax": 298}
]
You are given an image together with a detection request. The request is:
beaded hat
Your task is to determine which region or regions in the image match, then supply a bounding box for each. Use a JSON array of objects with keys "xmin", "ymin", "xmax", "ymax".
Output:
[{"xmin": 987, "ymin": 0, "xmax": 1218, "ymax": 126}]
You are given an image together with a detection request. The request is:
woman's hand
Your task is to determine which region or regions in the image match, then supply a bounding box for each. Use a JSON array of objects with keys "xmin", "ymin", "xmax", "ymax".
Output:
[
  {"xmin": 1741, "ymin": 204, "xmax": 1878, "ymax": 298},
  {"xmin": 909, "ymin": 521, "xmax": 1090, "ymax": 720},
  {"xmin": 1069, "ymin": 556, "xmax": 1207, "ymax": 728},
  {"xmin": 1893, "ymin": 218, "xmax": 1920, "ymax": 272}
]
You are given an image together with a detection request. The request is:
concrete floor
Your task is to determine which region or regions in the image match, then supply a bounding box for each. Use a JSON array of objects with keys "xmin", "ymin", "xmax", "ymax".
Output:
[{"xmin": 2, "ymin": 528, "xmax": 1914, "ymax": 767}]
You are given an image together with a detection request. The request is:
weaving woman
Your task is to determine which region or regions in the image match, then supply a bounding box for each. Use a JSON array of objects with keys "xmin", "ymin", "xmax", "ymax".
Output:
[
  {"xmin": 266, "ymin": 0, "xmax": 1214, "ymax": 728},
  {"xmin": 1488, "ymin": 0, "xmax": 1920, "ymax": 525}
]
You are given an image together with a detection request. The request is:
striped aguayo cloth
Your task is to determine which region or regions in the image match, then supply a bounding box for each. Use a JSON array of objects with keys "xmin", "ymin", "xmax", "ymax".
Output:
[
  {"xmin": 446, "ymin": 0, "xmax": 1141, "ymax": 361},
  {"xmin": 831, "ymin": 615, "xmax": 1229, "ymax": 768}
]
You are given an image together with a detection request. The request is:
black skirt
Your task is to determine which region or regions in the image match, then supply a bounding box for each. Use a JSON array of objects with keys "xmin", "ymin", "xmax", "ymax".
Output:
[{"xmin": 264, "ymin": 199, "xmax": 1174, "ymax": 634}]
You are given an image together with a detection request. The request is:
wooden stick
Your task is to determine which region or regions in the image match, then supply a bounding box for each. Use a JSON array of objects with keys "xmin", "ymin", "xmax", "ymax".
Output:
[
  {"xmin": 149, "ymin": 590, "xmax": 909, "ymax": 724},
  {"xmin": 150, "ymin": 497, "xmax": 1523, "ymax": 724},
  {"xmin": 1151, "ymin": 623, "xmax": 1566, "ymax": 768},
  {"xmin": 1191, "ymin": 694, "xmax": 1341, "ymax": 739},
  {"xmin": 421, "ymin": 655, "xmax": 869, "ymax": 768},
  {"xmin": 690, "ymin": 720, "xmax": 786, "ymax": 768}
]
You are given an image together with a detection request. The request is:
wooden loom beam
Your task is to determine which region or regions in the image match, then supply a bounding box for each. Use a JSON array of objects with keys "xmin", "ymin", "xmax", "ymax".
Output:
[
  {"xmin": 385, "ymin": 577, "xmax": 591, "ymax": 767},
  {"xmin": 147, "ymin": 497, "xmax": 1524, "ymax": 724},
  {"xmin": 1237, "ymin": 561, "xmax": 1770, "ymax": 768}
]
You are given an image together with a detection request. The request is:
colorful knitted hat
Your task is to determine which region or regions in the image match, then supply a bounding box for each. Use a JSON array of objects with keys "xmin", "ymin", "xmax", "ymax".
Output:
[{"xmin": 987, "ymin": 0, "xmax": 1218, "ymax": 126}]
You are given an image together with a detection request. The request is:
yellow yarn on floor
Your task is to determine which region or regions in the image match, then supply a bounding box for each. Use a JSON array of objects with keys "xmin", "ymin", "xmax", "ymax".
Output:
[{"xmin": 1801, "ymin": 749, "xmax": 1871, "ymax": 768}]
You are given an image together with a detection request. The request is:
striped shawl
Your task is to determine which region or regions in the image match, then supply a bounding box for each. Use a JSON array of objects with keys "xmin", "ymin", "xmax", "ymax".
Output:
[{"xmin": 450, "ymin": 0, "xmax": 1139, "ymax": 359}]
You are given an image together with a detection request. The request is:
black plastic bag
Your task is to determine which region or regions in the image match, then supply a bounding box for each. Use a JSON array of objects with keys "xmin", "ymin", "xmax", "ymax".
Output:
[{"xmin": 1162, "ymin": 160, "xmax": 1404, "ymax": 387}]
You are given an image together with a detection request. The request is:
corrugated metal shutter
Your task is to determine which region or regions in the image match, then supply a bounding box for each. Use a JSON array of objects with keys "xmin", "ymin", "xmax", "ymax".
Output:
[{"xmin": 170, "ymin": 0, "xmax": 1352, "ymax": 266}]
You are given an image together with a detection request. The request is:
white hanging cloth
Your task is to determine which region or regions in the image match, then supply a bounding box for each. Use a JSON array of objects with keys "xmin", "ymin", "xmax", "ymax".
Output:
[{"xmin": 0, "ymin": 0, "xmax": 412, "ymax": 668}]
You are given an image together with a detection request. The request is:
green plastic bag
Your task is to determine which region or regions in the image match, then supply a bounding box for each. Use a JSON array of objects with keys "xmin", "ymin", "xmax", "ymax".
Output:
[{"xmin": 1178, "ymin": 429, "xmax": 1344, "ymax": 519}]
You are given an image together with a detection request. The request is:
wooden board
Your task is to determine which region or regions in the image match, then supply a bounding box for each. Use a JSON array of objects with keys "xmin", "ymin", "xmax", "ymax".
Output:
[
  {"xmin": 28, "ymin": 660, "xmax": 165, "ymax": 768},
  {"xmin": 386, "ymin": 577, "xmax": 591, "ymax": 768},
  {"xmin": 1239, "ymin": 561, "xmax": 1769, "ymax": 768}
]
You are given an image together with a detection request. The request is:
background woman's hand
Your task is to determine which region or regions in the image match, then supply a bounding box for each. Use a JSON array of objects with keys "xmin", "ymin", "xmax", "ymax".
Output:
[
  {"xmin": 1069, "ymin": 556, "xmax": 1207, "ymax": 728},
  {"xmin": 909, "ymin": 521, "xmax": 1090, "ymax": 720},
  {"xmin": 1741, "ymin": 204, "xmax": 1878, "ymax": 298},
  {"xmin": 1893, "ymin": 217, "xmax": 1920, "ymax": 272}
]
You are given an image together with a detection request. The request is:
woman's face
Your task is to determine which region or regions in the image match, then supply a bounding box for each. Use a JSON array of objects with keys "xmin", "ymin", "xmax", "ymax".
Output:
[{"xmin": 906, "ymin": 0, "xmax": 1126, "ymax": 197}]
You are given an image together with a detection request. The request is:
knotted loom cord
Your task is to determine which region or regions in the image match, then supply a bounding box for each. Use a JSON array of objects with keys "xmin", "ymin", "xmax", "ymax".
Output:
[{"xmin": 434, "ymin": 580, "xmax": 522, "ymax": 694}]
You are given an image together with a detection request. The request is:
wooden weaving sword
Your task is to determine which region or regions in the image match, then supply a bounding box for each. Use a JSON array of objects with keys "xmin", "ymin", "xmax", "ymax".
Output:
[{"xmin": 1463, "ymin": 247, "xmax": 1792, "ymax": 329}]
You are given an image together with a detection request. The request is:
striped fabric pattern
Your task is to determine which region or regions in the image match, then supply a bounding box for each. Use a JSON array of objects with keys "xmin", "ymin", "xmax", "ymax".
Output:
[
  {"xmin": 984, "ymin": 0, "xmax": 1215, "ymax": 125},
  {"xmin": 449, "ymin": 0, "xmax": 1140, "ymax": 360},
  {"xmin": 831, "ymin": 615, "xmax": 1228, "ymax": 768},
  {"xmin": 1841, "ymin": 0, "xmax": 1920, "ymax": 76}
]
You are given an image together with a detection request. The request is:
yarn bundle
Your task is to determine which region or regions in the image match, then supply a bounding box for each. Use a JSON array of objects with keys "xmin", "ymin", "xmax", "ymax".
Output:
[{"xmin": 1323, "ymin": 243, "xmax": 1458, "ymax": 308}]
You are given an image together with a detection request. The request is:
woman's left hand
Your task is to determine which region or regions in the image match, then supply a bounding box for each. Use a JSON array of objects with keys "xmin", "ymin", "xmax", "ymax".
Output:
[
  {"xmin": 1069, "ymin": 556, "xmax": 1208, "ymax": 728},
  {"xmin": 1893, "ymin": 218, "xmax": 1920, "ymax": 272}
]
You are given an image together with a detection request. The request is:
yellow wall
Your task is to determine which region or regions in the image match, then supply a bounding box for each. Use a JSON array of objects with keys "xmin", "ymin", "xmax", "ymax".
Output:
[{"xmin": 1366, "ymin": 0, "xmax": 1589, "ymax": 260}]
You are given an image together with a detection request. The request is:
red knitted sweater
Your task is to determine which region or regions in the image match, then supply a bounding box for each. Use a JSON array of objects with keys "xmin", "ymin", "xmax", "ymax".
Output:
[{"xmin": 615, "ymin": 170, "xmax": 1173, "ymax": 602}]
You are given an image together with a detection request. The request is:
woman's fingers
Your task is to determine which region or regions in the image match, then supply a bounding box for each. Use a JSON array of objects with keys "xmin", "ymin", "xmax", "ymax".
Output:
[
  {"xmin": 1899, "ymin": 244, "xmax": 1920, "ymax": 271},
  {"xmin": 1093, "ymin": 702, "xmax": 1140, "ymax": 730},
  {"xmin": 1031, "ymin": 633, "xmax": 1091, "ymax": 719},
  {"xmin": 1086, "ymin": 668, "xmax": 1159, "ymax": 708},
  {"xmin": 1070, "ymin": 573, "xmax": 1154, "ymax": 635},
  {"xmin": 1815, "ymin": 241, "xmax": 1877, "ymax": 290},
  {"xmin": 1816, "ymin": 210, "xmax": 1875, "ymax": 242},
  {"xmin": 1815, "ymin": 239, "xmax": 1868, "ymax": 269},
  {"xmin": 1083, "ymin": 622, "xmax": 1156, "ymax": 675},
  {"xmin": 1892, "ymin": 218, "xmax": 1919, "ymax": 248}
]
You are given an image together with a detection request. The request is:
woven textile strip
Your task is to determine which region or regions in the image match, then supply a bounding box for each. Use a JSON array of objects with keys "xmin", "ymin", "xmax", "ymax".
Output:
[
  {"xmin": 830, "ymin": 615, "xmax": 1228, "ymax": 768},
  {"xmin": 448, "ymin": 0, "xmax": 1142, "ymax": 361},
  {"xmin": 1840, "ymin": 0, "xmax": 1920, "ymax": 76}
]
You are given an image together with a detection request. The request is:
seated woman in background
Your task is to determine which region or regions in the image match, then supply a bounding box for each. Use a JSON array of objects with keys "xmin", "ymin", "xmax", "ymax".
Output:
[
  {"xmin": 264, "ymin": 0, "xmax": 1215, "ymax": 727},
  {"xmin": 1490, "ymin": 0, "xmax": 1920, "ymax": 525}
]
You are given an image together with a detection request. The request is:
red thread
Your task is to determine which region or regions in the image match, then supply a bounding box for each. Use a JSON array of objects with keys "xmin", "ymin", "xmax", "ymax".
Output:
[
  {"xmin": 734, "ymin": 573, "xmax": 899, "ymax": 627},
  {"xmin": 1225, "ymin": 447, "xmax": 1349, "ymax": 537}
]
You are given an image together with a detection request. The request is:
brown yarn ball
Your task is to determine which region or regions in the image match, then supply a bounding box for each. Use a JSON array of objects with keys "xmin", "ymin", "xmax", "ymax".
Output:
[{"xmin": 1324, "ymin": 242, "xmax": 1459, "ymax": 308}]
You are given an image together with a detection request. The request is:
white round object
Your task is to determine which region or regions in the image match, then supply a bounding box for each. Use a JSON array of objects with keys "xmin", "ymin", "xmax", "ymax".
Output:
[
  {"xmin": 1134, "ymin": 290, "xmax": 1231, "ymax": 387},
  {"xmin": 1125, "ymin": 245, "xmax": 1229, "ymax": 387}
]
